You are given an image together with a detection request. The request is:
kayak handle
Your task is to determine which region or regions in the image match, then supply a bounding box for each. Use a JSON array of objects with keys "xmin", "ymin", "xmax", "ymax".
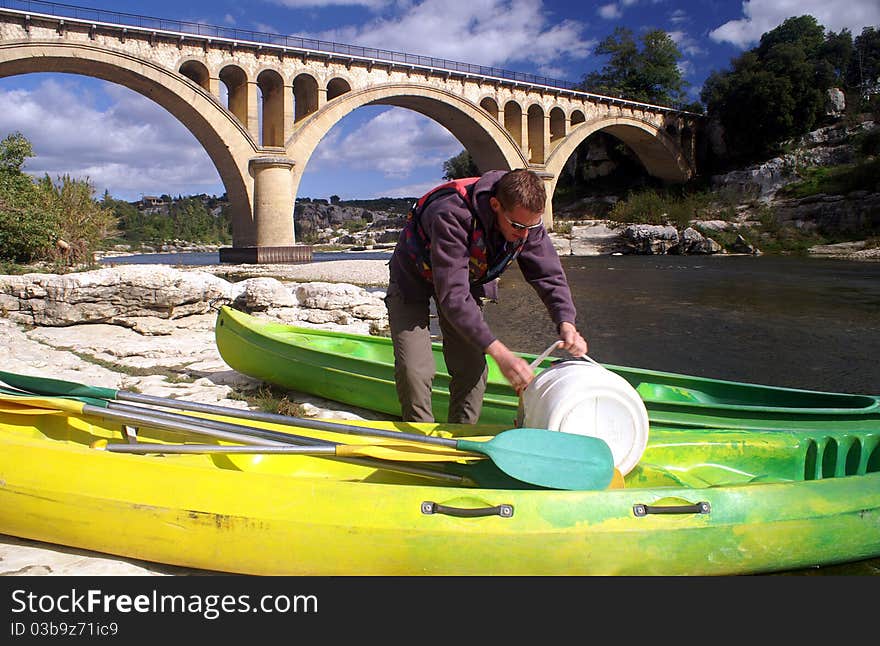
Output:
[
  {"xmin": 421, "ymin": 501, "xmax": 514, "ymax": 518},
  {"xmin": 633, "ymin": 501, "xmax": 711, "ymax": 517}
]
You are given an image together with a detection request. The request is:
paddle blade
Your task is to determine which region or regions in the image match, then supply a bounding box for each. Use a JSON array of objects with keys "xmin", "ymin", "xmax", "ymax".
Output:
[
  {"xmin": 0, "ymin": 391, "xmax": 88, "ymax": 415},
  {"xmin": 0, "ymin": 370, "xmax": 118, "ymax": 400},
  {"xmin": 456, "ymin": 428, "xmax": 615, "ymax": 490}
]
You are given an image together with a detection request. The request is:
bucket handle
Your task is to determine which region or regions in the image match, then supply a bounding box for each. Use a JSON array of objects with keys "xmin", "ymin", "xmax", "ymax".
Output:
[{"xmin": 529, "ymin": 341, "xmax": 602, "ymax": 371}]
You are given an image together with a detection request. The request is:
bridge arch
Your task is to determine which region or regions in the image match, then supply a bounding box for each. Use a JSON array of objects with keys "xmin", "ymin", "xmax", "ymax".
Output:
[
  {"xmin": 326, "ymin": 76, "xmax": 352, "ymax": 101},
  {"xmin": 0, "ymin": 40, "xmax": 263, "ymax": 246},
  {"xmin": 178, "ymin": 58, "xmax": 210, "ymax": 91},
  {"xmin": 292, "ymin": 72, "xmax": 319, "ymax": 123},
  {"xmin": 549, "ymin": 106, "xmax": 566, "ymax": 145},
  {"xmin": 545, "ymin": 115, "xmax": 693, "ymax": 210},
  {"xmin": 286, "ymin": 83, "xmax": 527, "ymax": 198},
  {"xmin": 257, "ymin": 68, "xmax": 286, "ymax": 147}
]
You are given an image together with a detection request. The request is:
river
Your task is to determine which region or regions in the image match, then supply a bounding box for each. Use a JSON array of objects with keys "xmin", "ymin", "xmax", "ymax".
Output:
[{"xmin": 486, "ymin": 254, "xmax": 880, "ymax": 396}]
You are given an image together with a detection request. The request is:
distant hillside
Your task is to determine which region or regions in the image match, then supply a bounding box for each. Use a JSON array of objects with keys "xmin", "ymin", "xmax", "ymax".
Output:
[{"xmin": 298, "ymin": 196, "xmax": 415, "ymax": 216}]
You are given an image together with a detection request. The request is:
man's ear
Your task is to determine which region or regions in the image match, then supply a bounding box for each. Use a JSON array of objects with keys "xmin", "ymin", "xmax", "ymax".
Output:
[{"xmin": 489, "ymin": 196, "xmax": 501, "ymax": 214}]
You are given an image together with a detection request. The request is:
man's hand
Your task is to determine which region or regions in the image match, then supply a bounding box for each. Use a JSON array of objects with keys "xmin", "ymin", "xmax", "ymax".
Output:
[
  {"xmin": 486, "ymin": 339, "xmax": 534, "ymax": 395},
  {"xmin": 558, "ymin": 321, "xmax": 588, "ymax": 357}
]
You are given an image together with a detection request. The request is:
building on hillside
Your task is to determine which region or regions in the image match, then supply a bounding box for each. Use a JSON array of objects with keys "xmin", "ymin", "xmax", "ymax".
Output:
[{"xmin": 140, "ymin": 195, "xmax": 169, "ymax": 215}]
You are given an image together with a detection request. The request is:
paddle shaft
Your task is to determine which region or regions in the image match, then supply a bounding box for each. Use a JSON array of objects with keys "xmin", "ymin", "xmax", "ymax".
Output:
[
  {"xmin": 115, "ymin": 391, "xmax": 462, "ymax": 449},
  {"xmin": 99, "ymin": 443, "xmax": 343, "ymax": 455},
  {"xmin": 116, "ymin": 395, "xmax": 612, "ymax": 489},
  {"xmin": 79, "ymin": 403, "xmax": 468, "ymax": 484}
]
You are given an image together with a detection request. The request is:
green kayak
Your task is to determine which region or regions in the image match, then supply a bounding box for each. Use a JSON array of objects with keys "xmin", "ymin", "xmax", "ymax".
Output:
[{"xmin": 214, "ymin": 305, "xmax": 880, "ymax": 432}]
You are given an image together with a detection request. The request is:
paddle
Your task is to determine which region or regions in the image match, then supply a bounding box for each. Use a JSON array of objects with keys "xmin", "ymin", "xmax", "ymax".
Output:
[
  {"xmin": 0, "ymin": 370, "xmax": 616, "ymax": 490},
  {"xmin": 0, "ymin": 389, "xmax": 474, "ymax": 462},
  {"xmin": 0, "ymin": 390, "xmax": 489, "ymax": 488}
]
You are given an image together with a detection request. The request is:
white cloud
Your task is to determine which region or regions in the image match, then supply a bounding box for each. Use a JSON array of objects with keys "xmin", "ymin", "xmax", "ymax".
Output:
[
  {"xmin": 597, "ymin": 3, "xmax": 621, "ymax": 20},
  {"xmin": 669, "ymin": 9, "xmax": 688, "ymax": 25},
  {"xmin": 709, "ymin": 0, "xmax": 880, "ymax": 48},
  {"xmin": 296, "ymin": 0, "xmax": 591, "ymax": 72},
  {"xmin": 371, "ymin": 178, "xmax": 443, "ymax": 199},
  {"xmin": 669, "ymin": 30, "xmax": 706, "ymax": 57},
  {"xmin": 309, "ymin": 108, "xmax": 460, "ymax": 178},
  {"xmin": 0, "ymin": 79, "xmax": 221, "ymax": 200}
]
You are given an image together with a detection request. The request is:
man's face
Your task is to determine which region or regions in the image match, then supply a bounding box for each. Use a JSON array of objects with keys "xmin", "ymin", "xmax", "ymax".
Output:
[{"xmin": 490, "ymin": 197, "xmax": 544, "ymax": 243}]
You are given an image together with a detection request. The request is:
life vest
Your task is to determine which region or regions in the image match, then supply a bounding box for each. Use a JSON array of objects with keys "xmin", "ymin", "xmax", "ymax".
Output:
[{"xmin": 399, "ymin": 177, "xmax": 523, "ymax": 286}]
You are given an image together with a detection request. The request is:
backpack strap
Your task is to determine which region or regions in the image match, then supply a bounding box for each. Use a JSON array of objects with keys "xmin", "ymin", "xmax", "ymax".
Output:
[{"xmin": 412, "ymin": 177, "xmax": 479, "ymax": 218}]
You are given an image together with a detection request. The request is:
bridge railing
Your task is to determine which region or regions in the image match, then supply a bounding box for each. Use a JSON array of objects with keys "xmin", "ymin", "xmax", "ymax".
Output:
[{"xmin": 0, "ymin": 0, "xmax": 700, "ymax": 115}]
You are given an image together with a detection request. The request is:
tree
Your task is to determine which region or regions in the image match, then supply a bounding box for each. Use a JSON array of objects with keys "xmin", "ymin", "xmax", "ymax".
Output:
[
  {"xmin": 442, "ymin": 150, "xmax": 479, "ymax": 180},
  {"xmin": 701, "ymin": 15, "xmax": 853, "ymax": 164},
  {"xmin": 0, "ymin": 132, "xmax": 33, "ymax": 173},
  {"xmin": 819, "ymin": 29, "xmax": 853, "ymax": 85},
  {"xmin": 0, "ymin": 133, "xmax": 58, "ymax": 263},
  {"xmin": 848, "ymin": 26, "xmax": 880, "ymax": 112},
  {"xmin": 577, "ymin": 27, "xmax": 687, "ymax": 106}
]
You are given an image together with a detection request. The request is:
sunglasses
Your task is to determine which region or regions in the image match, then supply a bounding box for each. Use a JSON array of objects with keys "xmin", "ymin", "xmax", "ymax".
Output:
[{"xmin": 502, "ymin": 213, "xmax": 544, "ymax": 231}]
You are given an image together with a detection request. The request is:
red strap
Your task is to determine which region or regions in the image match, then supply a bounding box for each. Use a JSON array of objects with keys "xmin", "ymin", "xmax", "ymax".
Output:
[{"xmin": 415, "ymin": 177, "xmax": 479, "ymax": 210}]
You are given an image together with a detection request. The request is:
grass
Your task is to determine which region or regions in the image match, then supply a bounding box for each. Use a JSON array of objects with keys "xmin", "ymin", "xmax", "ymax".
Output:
[
  {"xmin": 62, "ymin": 350, "xmax": 197, "ymax": 382},
  {"xmin": 780, "ymin": 157, "xmax": 880, "ymax": 199},
  {"xmin": 606, "ymin": 186, "xmax": 738, "ymax": 230},
  {"xmin": 232, "ymin": 383, "xmax": 310, "ymax": 417}
]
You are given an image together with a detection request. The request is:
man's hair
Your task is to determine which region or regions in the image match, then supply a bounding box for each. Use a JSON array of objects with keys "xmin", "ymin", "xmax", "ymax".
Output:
[{"xmin": 495, "ymin": 169, "xmax": 546, "ymax": 214}]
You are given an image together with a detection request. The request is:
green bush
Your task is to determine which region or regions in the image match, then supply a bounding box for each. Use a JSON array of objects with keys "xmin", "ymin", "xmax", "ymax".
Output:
[
  {"xmin": 37, "ymin": 174, "xmax": 115, "ymax": 266},
  {"xmin": 0, "ymin": 133, "xmax": 60, "ymax": 263},
  {"xmin": 782, "ymin": 157, "xmax": 880, "ymax": 198},
  {"xmin": 608, "ymin": 188, "xmax": 717, "ymax": 229}
]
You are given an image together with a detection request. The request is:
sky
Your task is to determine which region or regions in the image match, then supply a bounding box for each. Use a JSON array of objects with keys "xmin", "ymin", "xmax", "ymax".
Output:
[{"xmin": 0, "ymin": 0, "xmax": 878, "ymax": 203}]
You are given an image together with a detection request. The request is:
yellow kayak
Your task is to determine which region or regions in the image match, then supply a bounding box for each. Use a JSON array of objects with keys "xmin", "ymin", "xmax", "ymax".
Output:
[{"xmin": 1, "ymin": 391, "xmax": 878, "ymax": 575}]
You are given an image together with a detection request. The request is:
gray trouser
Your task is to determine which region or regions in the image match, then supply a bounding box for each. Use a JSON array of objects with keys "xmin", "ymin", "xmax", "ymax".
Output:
[{"xmin": 385, "ymin": 282, "xmax": 487, "ymax": 424}]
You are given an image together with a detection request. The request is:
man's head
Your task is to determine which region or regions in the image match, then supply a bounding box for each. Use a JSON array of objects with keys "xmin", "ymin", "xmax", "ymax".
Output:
[{"xmin": 490, "ymin": 169, "xmax": 546, "ymax": 242}]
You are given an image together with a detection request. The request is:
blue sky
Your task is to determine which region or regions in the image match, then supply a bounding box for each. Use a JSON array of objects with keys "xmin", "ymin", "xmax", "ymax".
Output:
[{"xmin": 0, "ymin": 0, "xmax": 878, "ymax": 202}]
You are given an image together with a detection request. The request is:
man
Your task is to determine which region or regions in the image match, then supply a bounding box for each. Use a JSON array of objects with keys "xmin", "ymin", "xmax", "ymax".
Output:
[{"xmin": 385, "ymin": 168, "xmax": 587, "ymax": 424}]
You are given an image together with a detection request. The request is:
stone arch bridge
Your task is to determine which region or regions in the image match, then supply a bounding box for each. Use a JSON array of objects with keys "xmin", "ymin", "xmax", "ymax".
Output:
[{"xmin": 0, "ymin": 4, "xmax": 702, "ymax": 262}]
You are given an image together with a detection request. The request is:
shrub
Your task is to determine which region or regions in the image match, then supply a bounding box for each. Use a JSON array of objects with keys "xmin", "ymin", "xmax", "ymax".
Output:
[{"xmin": 36, "ymin": 174, "xmax": 115, "ymax": 266}]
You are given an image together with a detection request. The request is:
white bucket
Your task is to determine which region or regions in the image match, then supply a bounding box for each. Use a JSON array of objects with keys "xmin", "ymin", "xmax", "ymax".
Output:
[{"xmin": 519, "ymin": 358, "xmax": 649, "ymax": 476}]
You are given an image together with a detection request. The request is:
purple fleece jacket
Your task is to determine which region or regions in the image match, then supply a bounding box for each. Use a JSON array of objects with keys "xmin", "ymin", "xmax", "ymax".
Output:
[{"xmin": 388, "ymin": 170, "xmax": 578, "ymax": 351}]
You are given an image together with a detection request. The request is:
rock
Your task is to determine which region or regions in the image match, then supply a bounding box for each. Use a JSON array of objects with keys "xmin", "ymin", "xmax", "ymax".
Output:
[
  {"xmin": 673, "ymin": 227, "xmax": 723, "ymax": 255},
  {"xmin": 731, "ymin": 234, "xmax": 760, "ymax": 255},
  {"xmin": 234, "ymin": 276, "xmax": 297, "ymax": 310},
  {"xmin": 623, "ymin": 224, "xmax": 680, "ymax": 254},
  {"xmin": 0, "ymin": 265, "xmax": 235, "ymax": 327},
  {"xmin": 295, "ymin": 282, "xmax": 382, "ymax": 310},
  {"xmin": 825, "ymin": 87, "xmax": 846, "ymax": 119},
  {"xmin": 569, "ymin": 221, "xmax": 628, "ymax": 255}
]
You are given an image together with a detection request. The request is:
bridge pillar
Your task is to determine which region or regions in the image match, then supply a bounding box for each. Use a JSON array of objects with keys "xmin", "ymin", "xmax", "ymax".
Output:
[
  {"xmin": 246, "ymin": 81, "xmax": 260, "ymax": 141},
  {"xmin": 209, "ymin": 75, "xmax": 221, "ymax": 99},
  {"xmin": 533, "ymin": 170, "xmax": 555, "ymax": 231},
  {"xmin": 283, "ymin": 83, "xmax": 295, "ymax": 142},
  {"xmin": 219, "ymin": 156, "xmax": 313, "ymax": 264}
]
